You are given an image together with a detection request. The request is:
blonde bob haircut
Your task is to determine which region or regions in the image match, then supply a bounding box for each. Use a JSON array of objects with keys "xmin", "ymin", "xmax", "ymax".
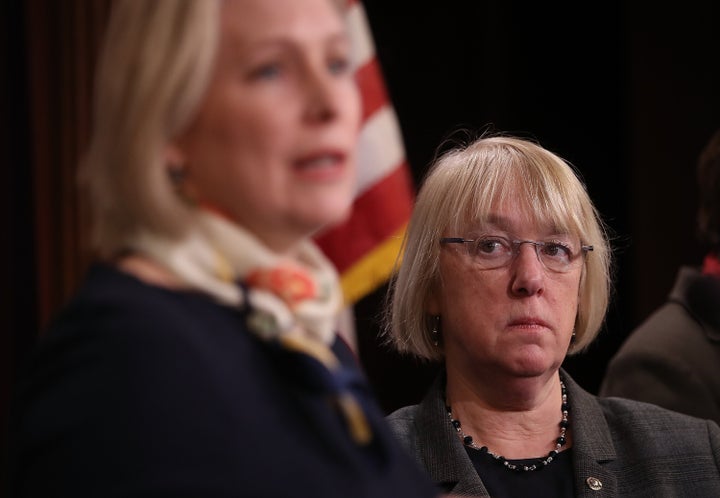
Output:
[
  {"xmin": 79, "ymin": 0, "xmax": 220, "ymax": 257},
  {"xmin": 384, "ymin": 134, "xmax": 613, "ymax": 361}
]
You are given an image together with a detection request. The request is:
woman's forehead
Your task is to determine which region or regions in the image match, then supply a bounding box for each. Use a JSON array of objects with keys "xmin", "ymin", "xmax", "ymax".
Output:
[{"xmin": 455, "ymin": 203, "xmax": 573, "ymax": 235}]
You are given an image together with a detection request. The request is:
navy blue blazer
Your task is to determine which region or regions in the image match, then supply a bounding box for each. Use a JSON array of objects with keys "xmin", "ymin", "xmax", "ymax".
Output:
[{"xmin": 8, "ymin": 264, "xmax": 440, "ymax": 498}]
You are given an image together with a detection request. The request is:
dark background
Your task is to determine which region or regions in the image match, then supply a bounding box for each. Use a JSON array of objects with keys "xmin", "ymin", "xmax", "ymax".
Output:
[
  {"xmin": 3, "ymin": 0, "xmax": 720, "ymax": 437},
  {"xmin": 354, "ymin": 0, "xmax": 720, "ymax": 412}
]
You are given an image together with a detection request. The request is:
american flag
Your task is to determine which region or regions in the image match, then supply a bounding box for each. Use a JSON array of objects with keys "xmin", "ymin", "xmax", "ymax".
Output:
[{"xmin": 315, "ymin": 0, "xmax": 414, "ymax": 317}]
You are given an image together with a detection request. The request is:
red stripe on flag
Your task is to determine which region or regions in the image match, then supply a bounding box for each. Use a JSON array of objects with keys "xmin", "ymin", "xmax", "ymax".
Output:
[
  {"xmin": 355, "ymin": 58, "xmax": 389, "ymax": 122},
  {"xmin": 315, "ymin": 163, "xmax": 415, "ymax": 273}
]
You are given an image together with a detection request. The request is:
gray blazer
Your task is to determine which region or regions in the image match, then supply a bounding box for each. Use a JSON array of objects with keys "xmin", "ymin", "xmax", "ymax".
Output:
[
  {"xmin": 600, "ymin": 266, "xmax": 720, "ymax": 425},
  {"xmin": 387, "ymin": 370, "xmax": 720, "ymax": 497}
]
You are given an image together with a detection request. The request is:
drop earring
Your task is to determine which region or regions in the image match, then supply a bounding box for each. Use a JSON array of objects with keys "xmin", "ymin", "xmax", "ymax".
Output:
[
  {"xmin": 168, "ymin": 164, "xmax": 186, "ymax": 186},
  {"xmin": 167, "ymin": 163, "xmax": 197, "ymax": 206},
  {"xmin": 432, "ymin": 315, "xmax": 441, "ymax": 346}
]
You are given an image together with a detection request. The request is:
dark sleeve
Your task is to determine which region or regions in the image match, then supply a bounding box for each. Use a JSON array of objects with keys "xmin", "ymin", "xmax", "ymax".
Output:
[
  {"xmin": 7, "ymin": 296, "xmax": 252, "ymax": 497},
  {"xmin": 600, "ymin": 349, "xmax": 720, "ymax": 422}
]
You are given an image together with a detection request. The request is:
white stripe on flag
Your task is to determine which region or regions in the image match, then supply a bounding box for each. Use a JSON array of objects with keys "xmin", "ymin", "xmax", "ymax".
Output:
[
  {"xmin": 346, "ymin": 2, "xmax": 375, "ymax": 70},
  {"xmin": 355, "ymin": 107, "xmax": 406, "ymax": 196}
]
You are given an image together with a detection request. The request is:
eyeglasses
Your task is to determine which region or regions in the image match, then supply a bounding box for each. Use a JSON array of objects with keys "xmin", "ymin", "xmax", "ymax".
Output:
[{"xmin": 440, "ymin": 235, "xmax": 593, "ymax": 273}]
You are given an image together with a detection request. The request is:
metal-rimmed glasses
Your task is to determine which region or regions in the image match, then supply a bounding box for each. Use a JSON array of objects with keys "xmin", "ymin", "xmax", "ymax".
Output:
[{"xmin": 440, "ymin": 235, "xmax": 593, "ymax": 273}]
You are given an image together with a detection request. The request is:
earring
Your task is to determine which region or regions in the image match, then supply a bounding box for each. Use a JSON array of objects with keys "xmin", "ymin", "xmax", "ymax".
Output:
[
  {"xmin": 167, "ymin": 163, "xmax": 197, "ymax": 205},
  {"xmin": 432, "ymin": 315, "xmax": 441, "ymax": 346},
  {"xmin": 168, "ymin": 164, "xmax": 186, "ymax": 187},
  {"xmin": 570, "ymin": 329, "xmax": 577, "ymax": 343}
]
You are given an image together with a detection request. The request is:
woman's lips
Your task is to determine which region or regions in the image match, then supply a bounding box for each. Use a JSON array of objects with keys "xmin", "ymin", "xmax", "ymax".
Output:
[
  {"xmin": 507, "ymin": 317, "xmax": 551, "ymax": 329},
  {"xmin": 293, "ymin": 151, "xmax": 348, "ymax": 181}
]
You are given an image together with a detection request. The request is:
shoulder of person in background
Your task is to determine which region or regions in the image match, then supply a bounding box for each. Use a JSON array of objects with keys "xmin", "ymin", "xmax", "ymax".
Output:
[{"xmin": 600, "ymin": 128, "xmax": 720, "ymax": 423}]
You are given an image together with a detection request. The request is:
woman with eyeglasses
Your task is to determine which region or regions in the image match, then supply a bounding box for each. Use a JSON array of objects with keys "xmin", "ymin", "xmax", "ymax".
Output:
[{"xmin": 383, "ymin": 134, "xmax": 720, "ymax": 497}]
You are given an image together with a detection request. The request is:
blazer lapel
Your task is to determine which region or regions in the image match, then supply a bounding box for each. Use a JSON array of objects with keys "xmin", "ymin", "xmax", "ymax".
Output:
[
  {"xmin": 562, "ymin": 370, "xmax": 618, "ymax": 496},
  {"xmin": 415, "ymin": 375, "xmax": 490, "ymax": 496},
  {"xmin": 414, "ymin": 371, "xmax": 621, "ymax": 496}
]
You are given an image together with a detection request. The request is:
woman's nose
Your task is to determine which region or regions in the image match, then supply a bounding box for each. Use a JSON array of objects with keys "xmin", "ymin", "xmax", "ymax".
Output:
[
  {"xmin": 304, "ymin": 70, "xmax": 341, "ymax": 123},
  {"xmin": 510, "ymin": 244, "xmax": 545, "ymax": 296}
]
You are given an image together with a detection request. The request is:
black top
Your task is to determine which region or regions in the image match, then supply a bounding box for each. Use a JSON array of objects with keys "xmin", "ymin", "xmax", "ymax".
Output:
[
  {"xmin": 7, "ymin": 264, "xmax": 439, "ymax": 498},
  {"xmin": 466, "ymin": 446, "xmax": 574, "ymax": 498}
]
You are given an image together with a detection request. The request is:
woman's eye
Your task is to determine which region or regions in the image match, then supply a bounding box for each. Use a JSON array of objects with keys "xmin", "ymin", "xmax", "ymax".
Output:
[
  {"xmin": 328, "ymin": 57, "xmax": 350, "ymax": 75},
  {"xmin": 476, "ymin": 238, "xmax": 504, "ymax": 254},
  {"xmin": 250, "ymin": 63, "xmax": 281, "ymax": 80},
  {"xmin": 543, "ymin": 243, "xmax": 572, "ymax": 259}
]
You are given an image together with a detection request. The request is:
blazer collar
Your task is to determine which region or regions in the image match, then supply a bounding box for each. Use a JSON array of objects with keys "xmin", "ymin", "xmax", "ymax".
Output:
[
  {"xmin": 415, "ymin": 374, "xmax": 490, "ymax": 496},
  {"xmin": 413, "ymin": 370, "xmax": 620, "ymax": 496}
]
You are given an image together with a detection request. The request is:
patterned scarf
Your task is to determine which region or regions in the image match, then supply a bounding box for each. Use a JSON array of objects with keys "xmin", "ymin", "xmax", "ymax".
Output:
[{"xmin": 128, "ymin": 209, "xmax": 372, "ymax": 445}]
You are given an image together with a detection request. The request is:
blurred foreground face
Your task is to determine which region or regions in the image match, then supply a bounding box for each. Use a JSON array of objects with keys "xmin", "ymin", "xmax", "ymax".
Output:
[{"xmin": 175, "ymin": 0, "xmax": 361, "ymax": 252}]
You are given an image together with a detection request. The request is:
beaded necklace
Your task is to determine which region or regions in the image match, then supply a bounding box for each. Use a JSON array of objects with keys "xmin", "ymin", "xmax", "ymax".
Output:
[{"xmin": 445, "ymin": 378, "xmax": 569, "ymax": 472}]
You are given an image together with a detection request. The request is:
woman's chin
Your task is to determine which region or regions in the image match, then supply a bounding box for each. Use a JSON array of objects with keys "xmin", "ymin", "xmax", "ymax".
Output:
[
  {"xmin": 506, "ymin": 350, "xmax": 557, "ymax": 377},
  {"xmin": 310, "ymin": 199, "xmax": 355, "ymax": 232}
]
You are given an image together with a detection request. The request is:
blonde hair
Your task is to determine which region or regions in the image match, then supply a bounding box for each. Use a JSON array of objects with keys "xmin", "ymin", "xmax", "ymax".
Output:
[
  {"xmin": 79, "ymin": 0, "xmax": 220, "ymax": 257},
  {"xmin": 384, "ymin": 134, "xmax": 613, "ymax": 361}
]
